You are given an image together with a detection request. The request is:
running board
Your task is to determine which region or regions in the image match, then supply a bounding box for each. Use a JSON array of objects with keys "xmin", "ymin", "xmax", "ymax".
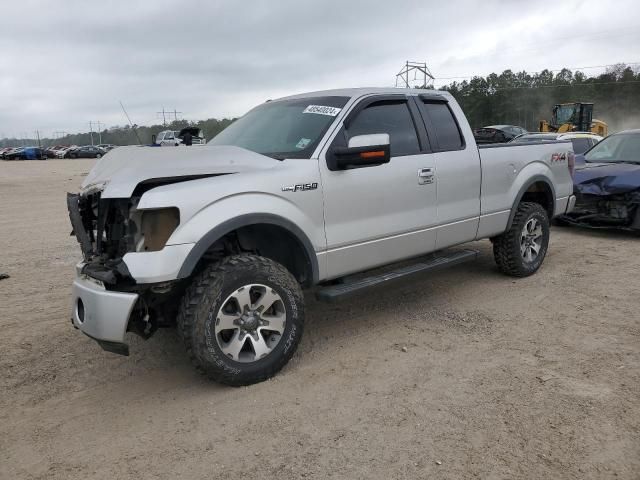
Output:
[{"xmin": 315, "ymin": 249, "xmax": 478, "ymax": 303}]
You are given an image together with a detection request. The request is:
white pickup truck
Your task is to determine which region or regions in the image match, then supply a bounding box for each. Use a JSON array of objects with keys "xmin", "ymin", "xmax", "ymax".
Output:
[
  {"xmin": 153, "ymin": 127, "xmax": 206, "ymax": 146},
  {"xmin": 67, "ymin": 88, "xmax": 576, "ymax": 385}
]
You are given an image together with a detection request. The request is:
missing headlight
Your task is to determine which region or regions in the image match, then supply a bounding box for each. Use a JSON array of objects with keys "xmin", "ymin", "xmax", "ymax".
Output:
[{"xmin": 139, "ymin": 208, "xmax": 180, "ymax": 252}]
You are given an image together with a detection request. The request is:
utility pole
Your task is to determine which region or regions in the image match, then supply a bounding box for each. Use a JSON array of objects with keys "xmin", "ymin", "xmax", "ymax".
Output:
[
  {"xmin": 157, "ymin": 107, "xmax": 182, "ymax": 126},
  {"xmin": 34, "ymin": 130, "xmax": 41, "ymax": 148},
  {"xmin": 54, "ymin": 131, "xmax": 68, "ymax": 142},
  {"xmin": 93, "ymin": 121, "xmax": 104, "ymax": 144},
  {"xmin": 88, "ymin": 121, "xmax": 95, "ymax": 145},
  {"xmin": 157, "ymin": 106, "xmax": 167, "ymax": 127}
]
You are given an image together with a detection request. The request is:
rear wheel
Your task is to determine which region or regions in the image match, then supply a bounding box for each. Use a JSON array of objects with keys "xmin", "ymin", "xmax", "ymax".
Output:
[
  {"xmin": 177, "ymin": 254, "xmax": 305, "ymax": 386},
  {"xmin": 493, "ymin": 202, "xmax": 550, "ymax": 277}
]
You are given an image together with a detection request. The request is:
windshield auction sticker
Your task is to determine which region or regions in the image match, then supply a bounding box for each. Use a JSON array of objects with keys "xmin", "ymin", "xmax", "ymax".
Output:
[{"xmin": 303, "ymin": 105, "xmax": 342, "ymax": 116}]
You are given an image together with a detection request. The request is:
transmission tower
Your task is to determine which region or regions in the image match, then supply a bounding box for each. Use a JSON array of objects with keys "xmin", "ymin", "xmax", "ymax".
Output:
[{"xmin": 395, "ymin": 61, "xmax": 435, "ymax": 89}]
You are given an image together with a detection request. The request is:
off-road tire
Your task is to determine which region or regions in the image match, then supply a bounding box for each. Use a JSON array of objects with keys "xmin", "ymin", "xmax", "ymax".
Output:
[
  {"xmin": 493, "ymin": 202, "xmax": 550, "ymax": 277},
  {"xmin": 177, "ymin": 254, "xmax": 305, "ymax": 386}
]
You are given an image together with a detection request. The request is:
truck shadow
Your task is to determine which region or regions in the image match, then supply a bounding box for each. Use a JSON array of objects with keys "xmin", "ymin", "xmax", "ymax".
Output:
[
  {"xmin": 553, "ymin": 223, "xmax": 640, "ymax": 240},
  {"xmin": 131, "ymin": 250, "xmax": 497, "ymax": 392}
]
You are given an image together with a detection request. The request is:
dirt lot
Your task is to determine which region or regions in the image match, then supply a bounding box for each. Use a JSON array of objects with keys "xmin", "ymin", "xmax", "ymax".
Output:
[{"xmin": 1, "ymin": 159, "xmax": 638, "ymax": 479}]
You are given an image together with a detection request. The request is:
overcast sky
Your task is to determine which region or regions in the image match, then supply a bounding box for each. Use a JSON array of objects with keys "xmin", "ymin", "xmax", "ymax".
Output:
[{"xmin": 1, "ymin": 0, "xmax": 639, "ymax": 138}]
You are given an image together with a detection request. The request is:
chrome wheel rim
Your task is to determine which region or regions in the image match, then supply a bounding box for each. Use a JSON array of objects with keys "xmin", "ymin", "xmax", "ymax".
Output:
[
  {"xmin": 520, "ymin": 218, "xmax": 543, "ymax": 262},
  {"xmin": 214, "ymin": 284, "xmax": 286, "ymax": 363}
]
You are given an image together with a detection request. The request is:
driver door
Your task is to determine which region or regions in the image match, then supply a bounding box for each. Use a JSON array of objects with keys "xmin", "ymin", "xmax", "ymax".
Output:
[{"xmin": 320, "ymin": 96, "xmax": 437, "ymax": 279}]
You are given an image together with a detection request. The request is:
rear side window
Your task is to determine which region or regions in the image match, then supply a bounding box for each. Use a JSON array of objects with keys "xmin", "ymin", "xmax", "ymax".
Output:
[
  {"xmin": 347, "ymin": 102, "xmax": 420, "ymax": 157},
  {"xmin": 570, "ymin": 138, "xmax": 591, "ymax": 154},
  {"xmin": 421, "ymin": 102, "xmax": 464, "ymax": 151}
]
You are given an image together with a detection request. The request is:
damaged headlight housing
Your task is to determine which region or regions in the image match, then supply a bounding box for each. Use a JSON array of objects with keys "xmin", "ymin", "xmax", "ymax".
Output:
[{"xmin": 135, "ymin": 207, "xmax": 180, "ymax": 252}]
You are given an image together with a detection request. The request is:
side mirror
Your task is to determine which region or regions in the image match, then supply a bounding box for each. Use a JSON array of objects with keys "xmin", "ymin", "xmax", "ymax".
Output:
[
  {"xmin": 328, "ymin": 134, "xmax": 391, "ymax": 171},
  {"xmin": 574, "ymin": 153, "xmax": 586, "ymax": 165}
]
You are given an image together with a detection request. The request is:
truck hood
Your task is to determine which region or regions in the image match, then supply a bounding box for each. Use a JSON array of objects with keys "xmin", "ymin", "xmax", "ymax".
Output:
[
  {"xmin": 82, "ymin": 145, "xmax": 277, "ymax": 198},
  {"xmin": 574, "ymin": 161, "xmax": 640, "ymax": 196}
]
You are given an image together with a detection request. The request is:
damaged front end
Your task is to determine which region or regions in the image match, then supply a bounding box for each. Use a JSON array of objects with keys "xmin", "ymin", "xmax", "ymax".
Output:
[
  {"xmin": 563, "ymin": 191, "xmax": 640, "ymax": 230},
  {"xmin": 561, "ymin": 161, "xmax": 640, "ymax": 231},
  {"xmin": 67, "ymin": 189, "xmax": 184, "ymax": 354},
  {"xmin": 67, "ymin": 191, "xmax": 136, "ymax": 285}
]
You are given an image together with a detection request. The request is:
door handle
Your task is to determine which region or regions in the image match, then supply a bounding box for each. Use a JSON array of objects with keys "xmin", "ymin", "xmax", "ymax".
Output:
[{"xmin": 418, "ymin": 168, "xmax": 434, "ymax": 185}]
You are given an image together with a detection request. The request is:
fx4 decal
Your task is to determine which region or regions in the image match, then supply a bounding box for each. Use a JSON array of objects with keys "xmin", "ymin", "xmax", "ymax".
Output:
[
  {"xmin": 282, "ymin": 183, "xmax": 318, "ymax": 192},
  {"xmin": 551, "ymin": 152, "xmax": 567, "ymax": 162}
]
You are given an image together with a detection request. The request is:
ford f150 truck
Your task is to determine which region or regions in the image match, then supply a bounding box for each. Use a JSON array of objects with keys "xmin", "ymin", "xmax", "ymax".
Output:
[{"xmin": 67, "ymin": 88, "xmax": 576, "ymax": 385}]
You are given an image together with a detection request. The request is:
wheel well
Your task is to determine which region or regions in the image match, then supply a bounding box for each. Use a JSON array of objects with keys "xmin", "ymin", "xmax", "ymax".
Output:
[
  {"xmin": 520, "ymin": 181, "xmax": 554, "ymax": 218},
  {"xmin": 198, "ymin": 223, "xmax": 315, "ymax": 288}
]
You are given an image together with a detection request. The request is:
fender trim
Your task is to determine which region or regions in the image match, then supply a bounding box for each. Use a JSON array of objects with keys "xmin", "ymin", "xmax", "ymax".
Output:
[
  {"xmin": 176, "ymin": 213, "xmax": 319, "ymax": 284},
  {"xmin": 507, "ymin": 175, "xmax": 556, "ymax": 229}
]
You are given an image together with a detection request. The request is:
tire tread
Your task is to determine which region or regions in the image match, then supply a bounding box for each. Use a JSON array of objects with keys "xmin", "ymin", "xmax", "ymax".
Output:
[
  {"xmin": 493, "ymin": 202, "xmax": 549, "ymax": 277},
  {"xmin": 176, "ymin": 254, "xmax": 304, "ymax": 386}
]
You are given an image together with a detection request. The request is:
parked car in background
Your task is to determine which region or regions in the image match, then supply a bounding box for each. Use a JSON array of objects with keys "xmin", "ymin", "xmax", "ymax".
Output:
[
  {"xmin": 97, "ymin": 144, "xmax": 117, "ymax": 151},
  {"xmin": 67, "ymin": 145, "xmax": 107, "ymax": 159},
  {"xmin": 2, "ymin": 147, "xmax": 47, "ymax": 160},
  {"xmin": 2, "ymin": 147, "xmax": 23, "ymax": 160},
  {"xmin": 57, "ymin": 146, "xmax": 77, "ymax": 158},
  {"xmin": 473, "ymin": 125, "xmax": 527, "ymax": 144},
  {"xmin": 560, "ymin": 129, "xmax": 640, "ymax": 231},
  {"xmin": 45, "ymin": 145, "xmax": 67, "ymax": 158},
  {"xmin": 0, "ymin": 147, "xmax": 16, "ymax": 158},
  {"xmin": 152, "ymin": 127, "xmax": 206, "ymax": 146},
  {"xmin": 510, "ymin": 132, "xmax": 602, "ymax": 154}
]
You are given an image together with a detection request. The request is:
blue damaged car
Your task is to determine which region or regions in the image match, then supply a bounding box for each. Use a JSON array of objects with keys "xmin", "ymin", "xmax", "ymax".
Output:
[{"xmin": 562, "ymin": 129, "xmax": 640, "ymax": 231}]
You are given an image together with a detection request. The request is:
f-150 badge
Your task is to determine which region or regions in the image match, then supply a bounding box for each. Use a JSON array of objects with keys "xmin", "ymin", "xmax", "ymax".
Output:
[{"xmin": 282, "ymin": 183, "xmax": 318, "ymax": 192}]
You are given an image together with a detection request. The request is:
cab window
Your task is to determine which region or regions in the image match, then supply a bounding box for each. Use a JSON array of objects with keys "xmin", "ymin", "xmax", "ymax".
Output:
[
  {"xmin": 345, "ymin": 101, "xmax": 420, "ymax": 157},
  {"xmin": 419, "ymin": 101, "xmax": 464, "ymax": 151}
]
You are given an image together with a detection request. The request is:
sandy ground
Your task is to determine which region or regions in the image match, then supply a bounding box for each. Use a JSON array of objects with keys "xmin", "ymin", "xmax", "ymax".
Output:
[{"xmin": 0, "ymin": 158, "xmax": 638, "ymax": 480}]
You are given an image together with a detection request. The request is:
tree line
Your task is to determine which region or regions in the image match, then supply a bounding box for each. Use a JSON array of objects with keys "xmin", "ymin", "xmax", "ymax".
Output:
[
  {"xmin": 2, "ymin": 63, "xmax": 639, "ymax": 148},
  {"xmin": 439, "ymin": 63, "xmax": 640, "ymax": 132},
  {"xmin": 1, "ymin": 117, "xmax": 235, "ymax": 148}
]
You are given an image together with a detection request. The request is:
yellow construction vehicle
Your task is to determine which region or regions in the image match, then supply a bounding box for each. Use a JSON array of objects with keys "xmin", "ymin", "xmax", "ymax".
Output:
[{"xmin": 539, "ymin": 102, "xmax": 608, "ymax": 136}]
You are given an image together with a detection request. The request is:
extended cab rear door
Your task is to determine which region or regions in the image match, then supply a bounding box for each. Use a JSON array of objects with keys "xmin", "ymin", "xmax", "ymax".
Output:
[
  {"xmin": 413, "ymin": 95, "xmax": 481, "ymax": 249},
  {"xmin": 320, "ymin": 94, "xmax": 437, "ymax": 279}
]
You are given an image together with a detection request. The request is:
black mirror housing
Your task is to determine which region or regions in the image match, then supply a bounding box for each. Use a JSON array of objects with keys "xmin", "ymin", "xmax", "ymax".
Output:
[{"xmin": 327, "ymin": 144, "xmax": 391, "ymax": 171}]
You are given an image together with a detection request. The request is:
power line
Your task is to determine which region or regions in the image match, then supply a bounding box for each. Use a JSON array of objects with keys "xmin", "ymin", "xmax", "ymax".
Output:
[
  {"xmin": 492, "ymin": 80, "xmax": 640, "ymax": 91},
  {"xmin": 433, "ymin": 62, "xmax": 640, "ymax": 82}
]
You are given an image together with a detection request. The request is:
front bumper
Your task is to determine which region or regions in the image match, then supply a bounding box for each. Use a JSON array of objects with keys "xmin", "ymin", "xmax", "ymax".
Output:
[{"xmin": 71, "ymin": 273, "xmax": 139, "ymax": 355}]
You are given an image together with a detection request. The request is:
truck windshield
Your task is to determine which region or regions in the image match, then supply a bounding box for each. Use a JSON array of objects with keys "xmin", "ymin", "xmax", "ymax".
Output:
[
  {"xmin": 585, "ymin": 133, "xmax": 640, "ymax": 164},
  {"xmin": 208, "ymin": 96, "xmax": 349, "ymax": 159}
]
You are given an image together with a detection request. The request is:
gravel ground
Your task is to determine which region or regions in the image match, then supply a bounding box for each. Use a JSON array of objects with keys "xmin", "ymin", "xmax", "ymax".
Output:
[{"xmin": 1, "ymin": 159, "xmax": 638, "ymax": 479}]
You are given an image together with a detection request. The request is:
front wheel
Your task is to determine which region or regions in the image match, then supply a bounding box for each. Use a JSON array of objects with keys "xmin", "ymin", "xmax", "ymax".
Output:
[
  {"xmin": 493, "ymin": 202, "xmax": 550, "ymax": 277},
  {"xmin": 96, "ymin": 153, "xmax": 101, "ymax": 159},
  {"xmin": 177, "ymin": 254, "xmax": 305, "ymax": 386}
]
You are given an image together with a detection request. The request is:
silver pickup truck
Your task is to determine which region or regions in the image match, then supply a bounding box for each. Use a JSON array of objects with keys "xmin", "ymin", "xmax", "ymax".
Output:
[{"xmin": 67, "ymin": 88, "xmax": 576, "ymax": 385}]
